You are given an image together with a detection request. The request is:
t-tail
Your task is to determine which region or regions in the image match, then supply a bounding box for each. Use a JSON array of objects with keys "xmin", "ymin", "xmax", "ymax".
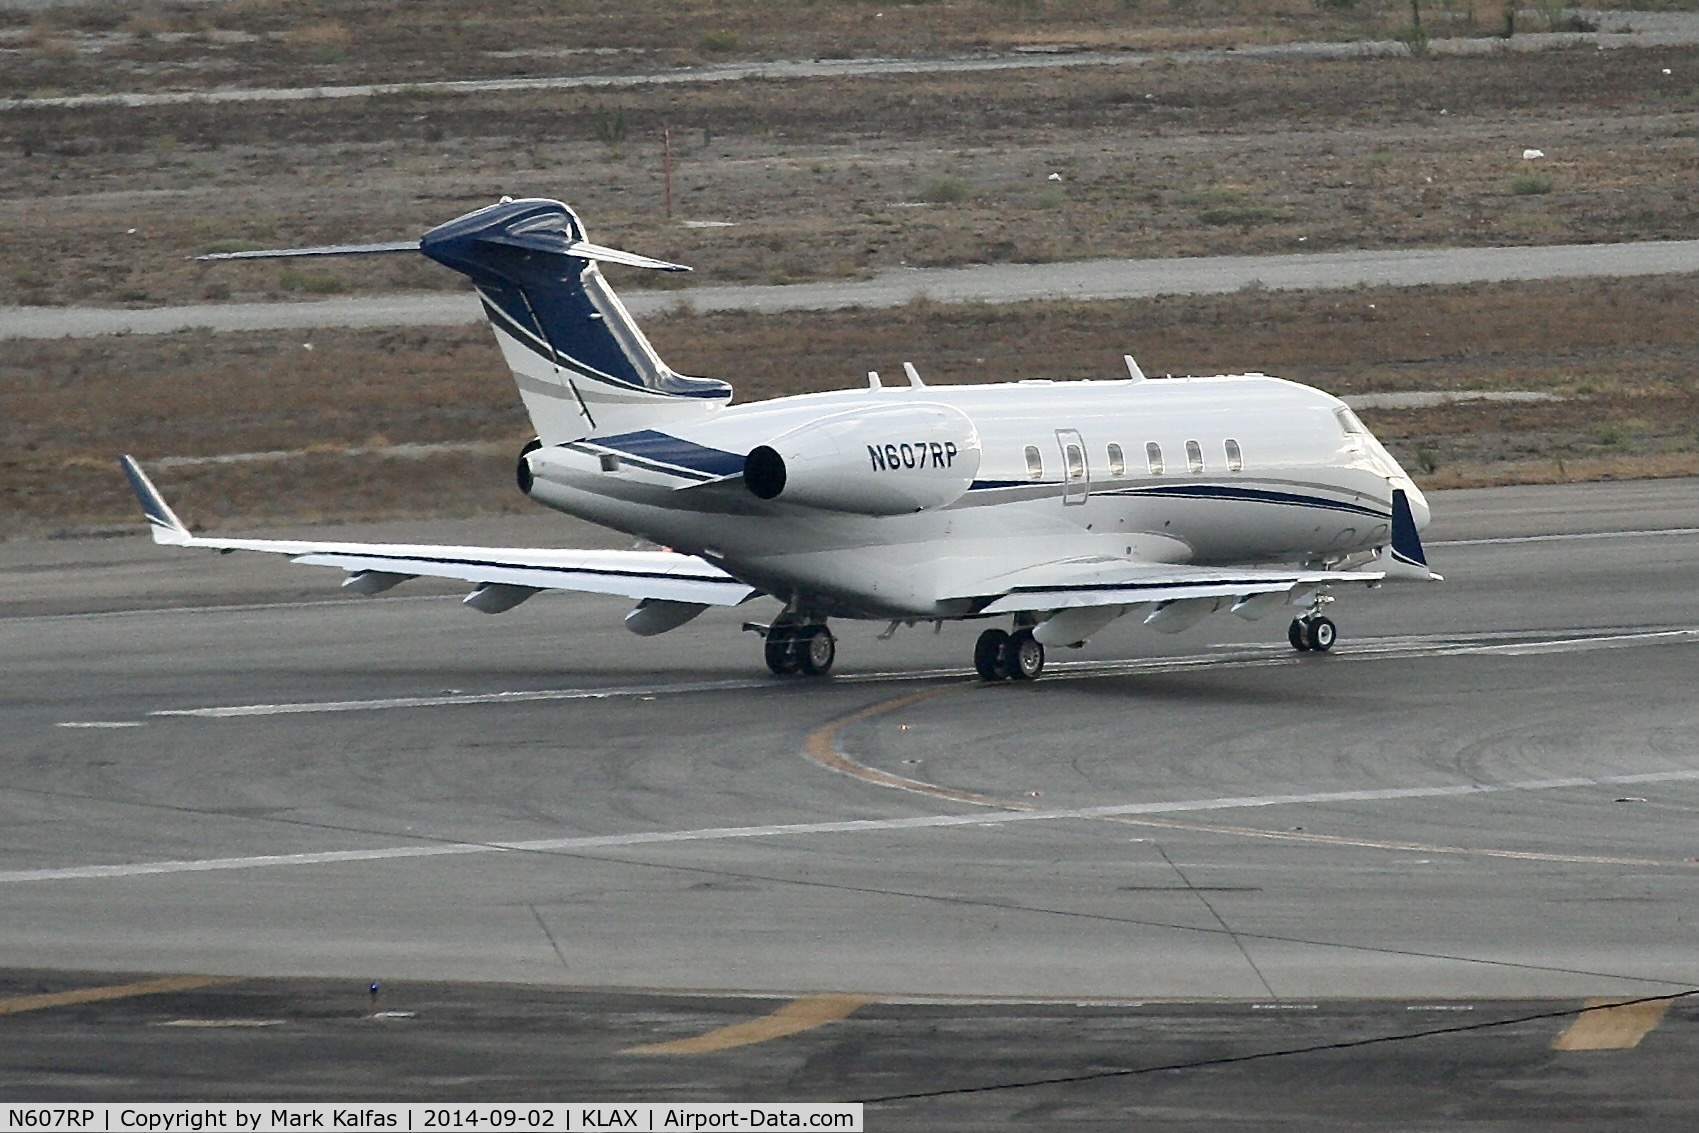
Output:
[
  {"xmin": 198, "ymin": 197, "xmax": 731, "ymax": 445},
  {"xmin": 420, "ymin": 199, "xmax": 730, "ymax": 444}
]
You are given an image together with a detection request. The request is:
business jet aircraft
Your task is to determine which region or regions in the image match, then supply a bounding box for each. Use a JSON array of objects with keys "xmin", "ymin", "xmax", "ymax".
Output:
[{"xmin": 123, "ymin": 197, "xmax": 1441, "ymax": 681}]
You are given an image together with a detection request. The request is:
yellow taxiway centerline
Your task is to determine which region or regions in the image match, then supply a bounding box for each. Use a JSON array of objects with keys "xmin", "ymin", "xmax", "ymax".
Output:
[
  {"xmin": 801, "ymin": 685, "xmax": 1028, "ymax": 810},
  {"xmin": 1552, "ymin": 998, "xmax": 1671, "ymax": 1051},
  {"xmin": 0, "ymin": 975, "xmax": 238, "ymax": 1016},
  {"xmin": 624, "ymin": 994, "xmax": 879, "ymax": 1054}
]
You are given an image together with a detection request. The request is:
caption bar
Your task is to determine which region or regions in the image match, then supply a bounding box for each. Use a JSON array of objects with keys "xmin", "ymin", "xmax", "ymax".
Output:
[{"xmin": 2, "ymin": 1107, "xmax": 861, "ymax": 1133}]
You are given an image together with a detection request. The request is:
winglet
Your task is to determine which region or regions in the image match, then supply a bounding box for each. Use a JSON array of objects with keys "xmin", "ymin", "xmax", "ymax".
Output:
[
  {"xmin": 119, "ymin": 456, "xmax": 193, "ymax": 546},
  {"xmin": 1385, "ymin": 489, "xmax": 1442, "ymax": 581}
]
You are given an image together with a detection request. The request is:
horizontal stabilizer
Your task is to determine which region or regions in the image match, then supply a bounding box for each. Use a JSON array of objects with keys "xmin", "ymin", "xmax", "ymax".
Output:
[{"xmin": 194, "ymin": 240, "xmax": 420, "ymax": 261}]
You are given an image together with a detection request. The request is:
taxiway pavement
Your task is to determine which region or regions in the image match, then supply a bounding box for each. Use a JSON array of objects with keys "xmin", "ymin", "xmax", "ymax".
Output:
[
  {"xmin": 3, "ymin": 478, "xmax": 1698, "ymax": 999},
  {"xmin": 5, "ymin": 239, "xmax": 1699, "ymax": 340},
  {"xmin": 3, "ymin": 479, "xmax": 1698, "ymax": 1117}
]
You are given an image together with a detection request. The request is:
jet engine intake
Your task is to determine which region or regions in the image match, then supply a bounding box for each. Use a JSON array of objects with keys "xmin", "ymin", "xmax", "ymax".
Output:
[{"xmin": 743, "ymin": 404, "xmax": 981, "ymax": 516}]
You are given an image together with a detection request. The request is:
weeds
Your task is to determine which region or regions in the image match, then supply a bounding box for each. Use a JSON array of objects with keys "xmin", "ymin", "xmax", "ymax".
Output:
[
  {"xmin": 1197, "ymin": 205, "xmax": 1287, "ymax": 226},
  {"xmin": 278, "ymin": 269, "xmax": 349, "ymax": 295},
  {"xmin": 285, "ymin": 20, "xmax": 350, "ymax": 49},
  {"xmin": 1510, "ymin": 171, "xmax": 1554, "ymax": 195},
  {"xmin": 919, "ymin": 176, "xmax": 972, "ymax": 205},
  {"xmin": 199, "ymin": 239, "xmax": 265, "ymax": 256},
  {"xmin": 592, "ymin": 106, "xmax": 629, "ymax": 146}
]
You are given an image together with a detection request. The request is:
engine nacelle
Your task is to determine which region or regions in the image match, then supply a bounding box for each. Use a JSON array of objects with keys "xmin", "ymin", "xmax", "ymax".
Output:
[{"xmin": 743, "ymin": 403, "xmax": 982, "ymax": 516}]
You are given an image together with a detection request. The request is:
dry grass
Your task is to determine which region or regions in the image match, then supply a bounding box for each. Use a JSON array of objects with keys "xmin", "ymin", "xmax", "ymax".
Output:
[
  {"xmin": 5, "ymin": 274, "xmax": 1693, "ymax": 536},
  {"xmin": 1, "ymin": 0, "xmax": 1687, "ymax": 98},
  {"xmin": 5, "ymin": 45, "xmax": 1697, "ymax": 307},
  {"xmin": 3, "ymin": 2, "xmax": 1696, "ymax": 534},
  {"xmin": 283, "ymin": 19, "xmax": 350, "ymax": 49},
  {"xmin": 1422, "ymin": 452, "xmax": 1699, "ymax": 489}
]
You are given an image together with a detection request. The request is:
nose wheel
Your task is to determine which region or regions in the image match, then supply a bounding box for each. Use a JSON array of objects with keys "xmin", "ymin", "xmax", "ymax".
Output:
[{"xmin": 1289, "ymin": 615, "xmax": 1337, "ymax": 653}]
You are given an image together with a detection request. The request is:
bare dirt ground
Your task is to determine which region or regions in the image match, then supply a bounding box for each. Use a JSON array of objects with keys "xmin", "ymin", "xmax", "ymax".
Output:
[
  {"xmin": 4, "ymin": 44, "xmax": 1697, "ymax": 307},
  {"xmin": 1, "ymin": 2, "xmax": 1695, "ymax": 531},
  {"xmin": 6, "ymin": 273, "xmax": 1695, "ymax": 536},
  {"xmin": 0, "ymin": 0, "xmax": 1655, "ymax": 98}
]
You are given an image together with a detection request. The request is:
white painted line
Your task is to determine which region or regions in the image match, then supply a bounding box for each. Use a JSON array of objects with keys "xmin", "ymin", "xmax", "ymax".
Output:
[
  {"xmin": 1433, "ymin": 527, "xmax": 1699, "ymax": 547},
  {"xmin": 151, "ymin": 678, "xmax": 769, "ymax": 718},
  {"xmin": 56, "ymin": 721, "xmax": 145, "ymax": 729},
  {"xmin": 144, "ymin": 626, "xmax": 1699, "ymax": 720},
  {"xmin": 5, "ymin": 769, "xmax": 1696, "ymax": 886}
]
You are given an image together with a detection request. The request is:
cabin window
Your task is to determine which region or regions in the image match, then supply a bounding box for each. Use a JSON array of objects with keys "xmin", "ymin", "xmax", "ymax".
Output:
[
  {"xmin": 599, "ymin": 453, "xmax": 622, "ymax": 472},
  {"xmin": 1024, "ymin": 445, "xmax": 1044, "ymax": 481},
  {"xmin": 1185, "ymin": 440, "xmax": 1204, "ymax": 474},
  {"xmin": 1224, "ymin": 438, "xmax": 1243, "ymax": 473},
  {"xmin": 1106, "ymin": 443, "xmax": 1125, "ymax": 477},
  {"xmin": 1335, "ymin": 407, "xmax": 1368, "ymax": 436},
  {"xmin": 1145, "ymin": 442, "xmax": 1164, "ymax": 476},
  {"xmin": 1064, "ymin": 443, "xmax": 1085, "ymax": 481}
]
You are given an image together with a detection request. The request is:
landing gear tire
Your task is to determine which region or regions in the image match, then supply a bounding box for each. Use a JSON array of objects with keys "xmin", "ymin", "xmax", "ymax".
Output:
[
  {"xmin": 764, "ymin": 627, "xmax": 801, "ymax": 675},
  {"xmin": 1007, "ymin": 629, "xmax": 1045, "ymax": 680},
  {"xmin": 798, "ymin": 625, "xmax": 836, "ymax": 676},
  {"xmin": 1289, "ymin": 615, "xmax": 1337, "ymax": 653},
  {"xmin": 974, "ymin": 629, "xmax": 1010, "ymax": 681},
  {"xmin": 1305, "ymin": 615, "xmax": 1337, "ymax": 653}
]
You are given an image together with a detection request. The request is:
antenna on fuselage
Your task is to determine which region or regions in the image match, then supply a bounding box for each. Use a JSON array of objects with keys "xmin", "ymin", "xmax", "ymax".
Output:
[
  {"xmin": 867, "ymin": 370, "xmax": 882, "ymax": 391},
  {"xmin": 902, "ymin": 362, "xmax": 925, "ymax": 388},
  {"xmin": 1123, "ymin": 355, "xmax": 1148, "ymax": 381}
]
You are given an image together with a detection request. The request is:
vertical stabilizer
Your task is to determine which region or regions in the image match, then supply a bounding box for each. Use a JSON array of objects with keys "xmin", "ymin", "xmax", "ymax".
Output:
[{"xmin": 420, "ymin": 199, "xmax": 730, "ymax": 444}]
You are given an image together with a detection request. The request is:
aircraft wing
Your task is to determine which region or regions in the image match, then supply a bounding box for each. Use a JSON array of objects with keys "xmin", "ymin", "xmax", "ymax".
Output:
[
  {"xmin": 120, "ymin": 456, "xmax": 757, "ymax": 610},
  {"xmin": 955, "ymin": 556, "xmax": 1384, "ymax": 615}
]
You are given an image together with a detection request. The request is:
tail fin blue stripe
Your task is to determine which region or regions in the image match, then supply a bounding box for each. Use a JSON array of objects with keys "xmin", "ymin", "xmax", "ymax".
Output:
[{"xmin": 421, "ymin": 199, "xmax": 729, "ymax": 403}]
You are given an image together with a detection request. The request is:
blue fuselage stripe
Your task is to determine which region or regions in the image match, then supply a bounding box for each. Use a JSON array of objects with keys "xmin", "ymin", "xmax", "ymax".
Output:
[
  {"xmin": 591, "ymin": 430, "xmax": 747, "ymax": 478},
  {"xmin": 1097, "ymin": 483, "xmax": 1390, "ymax": 520}
]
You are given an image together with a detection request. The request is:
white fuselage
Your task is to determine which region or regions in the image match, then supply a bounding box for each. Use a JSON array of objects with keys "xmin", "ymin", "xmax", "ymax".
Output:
[{"xmin": 523, "ymin": 373, "xmax": 1427, "ymax": 620}]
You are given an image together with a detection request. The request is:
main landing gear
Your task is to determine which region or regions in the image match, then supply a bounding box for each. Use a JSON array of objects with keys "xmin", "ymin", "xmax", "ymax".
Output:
[
  {"xmin": 974, "ymin": 627, "xmax": 1045, "ymax": 681},
  {"xmin": 758, "ymin": 611, "xmax": 836, "ymax": 676},
  {"xmin": 1288, "ymin": 613, "xmax": 1337, "ymax": 653}
]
